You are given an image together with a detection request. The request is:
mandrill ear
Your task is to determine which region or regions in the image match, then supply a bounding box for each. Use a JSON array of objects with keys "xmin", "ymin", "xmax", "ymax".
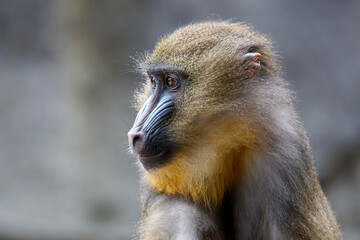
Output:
[{"xmin": 240, "ymin": 52, "xmax": 261, "ymax": 77}]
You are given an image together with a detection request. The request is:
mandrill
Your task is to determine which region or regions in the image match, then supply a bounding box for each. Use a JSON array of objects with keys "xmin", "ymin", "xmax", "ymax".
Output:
[{"xmin": 128, "ymin": 21, "xmax": 342, "ymax": 240}]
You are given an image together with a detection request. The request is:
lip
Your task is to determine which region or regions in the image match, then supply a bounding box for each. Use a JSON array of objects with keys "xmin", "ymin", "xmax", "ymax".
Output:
[
  {"xmin": 138, "ymin": 151, "xmax": 169, "ymax": 170},
  {"xmin": 138, "ymin": 151, "xmax": 162, "ymax": 158}
]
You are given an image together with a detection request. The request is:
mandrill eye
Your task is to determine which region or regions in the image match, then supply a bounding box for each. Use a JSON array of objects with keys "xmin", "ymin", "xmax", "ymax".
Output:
[
  {"xmin": 166, "ymin": 76, "xmax": 176, "ymax": 87},
  {"xmin": 150, "ymin": 76, "xmax": 156, "ymax": 88}
]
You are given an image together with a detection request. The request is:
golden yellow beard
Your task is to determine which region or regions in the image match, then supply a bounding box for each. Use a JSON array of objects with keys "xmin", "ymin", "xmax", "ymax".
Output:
[{"xmin": 143, "ymin": 119, "xmax": 260, "ymax": 209}]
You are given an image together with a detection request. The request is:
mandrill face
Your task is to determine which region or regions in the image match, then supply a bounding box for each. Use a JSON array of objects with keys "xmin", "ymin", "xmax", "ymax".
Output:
[{"xmin": 128, "ymin": 66, "xmax": 187, "ymax": 170}]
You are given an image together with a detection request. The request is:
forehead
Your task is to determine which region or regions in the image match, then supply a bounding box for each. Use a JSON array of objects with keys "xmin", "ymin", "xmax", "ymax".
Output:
[
  {"xmin": 146, "ymin": 65, "xmax": 188, "ymax": 78},
  {"xmin": 150, "ymin": 24, "xmax": 235, "ymax": 64},
  {"xmin": 146, "ymin": 22, "xmax": 260, "ymax": 75}
]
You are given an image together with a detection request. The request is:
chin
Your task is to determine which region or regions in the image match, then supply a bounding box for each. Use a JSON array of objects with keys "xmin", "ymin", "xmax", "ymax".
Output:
[{"xmin": 139, "ymin": 149, "xmax": 174, "ymax": 171}]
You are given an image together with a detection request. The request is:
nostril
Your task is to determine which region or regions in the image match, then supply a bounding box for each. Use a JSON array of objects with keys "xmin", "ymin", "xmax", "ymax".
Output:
[
  {"xmin": 128, "ymin": 131, "xmax": 146, "ymax": 154},
  {"xmin": 132, "ymin": 135, "xmax": 142, "ymax": 148}
]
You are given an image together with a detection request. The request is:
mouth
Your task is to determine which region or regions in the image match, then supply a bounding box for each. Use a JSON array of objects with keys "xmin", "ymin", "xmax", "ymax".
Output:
[{"xmin": 138, "ymin": 150, "xmax": 171, "ymax": 170}]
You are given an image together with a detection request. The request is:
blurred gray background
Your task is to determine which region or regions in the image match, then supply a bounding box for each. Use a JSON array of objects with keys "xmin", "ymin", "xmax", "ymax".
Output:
[{"xmin": 0, "ymin": 0, "xmax": 359, "ymax": 239}]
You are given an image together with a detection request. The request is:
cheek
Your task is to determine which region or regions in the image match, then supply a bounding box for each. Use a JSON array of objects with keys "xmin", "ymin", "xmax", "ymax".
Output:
[
  {"xmin": 171, "ymin": 114, "xmax": 259, "ymax": 152},
  {"xmin": 178, "ymin": 117, "xmax": 260, "ymax": 158}
]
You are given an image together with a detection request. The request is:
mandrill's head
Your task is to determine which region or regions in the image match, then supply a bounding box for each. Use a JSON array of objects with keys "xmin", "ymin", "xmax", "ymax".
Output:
[{"xmin": 128, "ymin": 21, "xmax": 287, "ymax": 207}]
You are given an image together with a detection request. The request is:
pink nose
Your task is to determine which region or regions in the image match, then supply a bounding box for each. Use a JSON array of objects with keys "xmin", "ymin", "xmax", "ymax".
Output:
[{"xmin": 128, "ymin": 130, "xmax": 146, "ymax": 155}]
